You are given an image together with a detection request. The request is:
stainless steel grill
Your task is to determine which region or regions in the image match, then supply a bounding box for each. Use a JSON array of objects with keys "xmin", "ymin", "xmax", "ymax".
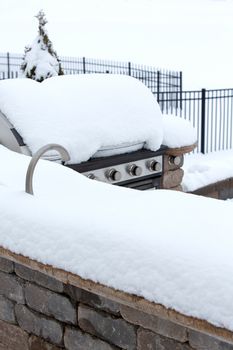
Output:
[{"xmin": 0, "ymin": 110, "xmax": 166, "ymax": 190}]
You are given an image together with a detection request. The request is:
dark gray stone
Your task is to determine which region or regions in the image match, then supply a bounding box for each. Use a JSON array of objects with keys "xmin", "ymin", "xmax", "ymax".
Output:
[
  {"xmin": 189, "ymin": 329, "xmax": 233, "ymax": 350},
  {"xmin": 0, "ymin": 257, "xmax": 14, "ymax": 273},
  {"xmin": 64, "ymin": 327, "xmax": 118, "ymax": 350},
  {"xmin": 0, "ymin": 271, "xmax": 24, "ymax": 303},
  {"xmin": 0, "ymin": 295, "xmax": 16, "ymax": 323},
  {"xmin": 25, "ymin": 283, "xmax": 76, "ymax": 324},
  {"xmin": 0, "ymin": 319, "xmax": 29, "ymax": 350},
  {"xmin": 78, "ymin": 304, "xmax": 136, "ymax": 350},
  {"xmin": 29, "ymin": 335, "xmax": 61, "ymax": 350},
  {"xmin": 121, "ymin": 305, "xmax": 187, "ymax": 342},
  {"xmin": 138, "ymin": 328, "xmax": 192, "ymax": 350},
  {"xmin": 65, "ymin": 284, "xmax": 120, "ymax": 315},
  {"xmin": 15, "ymin": 304, "xmax": 63, "ymax": 345},
  {"xmin": 15, "ymin": 263, "xmax": 64, "ymax": 293}
]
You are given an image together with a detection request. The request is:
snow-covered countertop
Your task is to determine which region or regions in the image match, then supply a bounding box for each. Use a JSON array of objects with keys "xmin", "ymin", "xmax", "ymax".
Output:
[
  {"xmin": 1, "ymin": 145, "xmax": 233, "ymax": 332},
  {"xmin": 182, "ymin": 149, "xmax": 233, "ymax": 192}
]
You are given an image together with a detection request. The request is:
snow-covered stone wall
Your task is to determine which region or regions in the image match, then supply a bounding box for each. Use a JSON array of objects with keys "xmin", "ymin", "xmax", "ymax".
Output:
[{"xmin": 1, "ymin": 251, "xmax": 233, "ymax": 350}]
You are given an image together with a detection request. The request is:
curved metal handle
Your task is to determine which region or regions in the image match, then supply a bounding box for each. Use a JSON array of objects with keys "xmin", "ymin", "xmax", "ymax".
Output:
[{"xmin": 25, "ymin": 143, "xmax": 70, "ymax": 195}]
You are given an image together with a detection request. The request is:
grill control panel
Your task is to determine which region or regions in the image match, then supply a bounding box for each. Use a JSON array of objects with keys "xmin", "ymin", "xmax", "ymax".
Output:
[{"xmin": 82, "ymin": 155, "xmax": 163, "ymax": 184}]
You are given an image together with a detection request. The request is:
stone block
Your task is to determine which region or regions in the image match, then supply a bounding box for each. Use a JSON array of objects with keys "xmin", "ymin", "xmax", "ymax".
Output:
[
  {"xmin": 78, "ymin": 304, "xmax": 136, "ymax": 350},
  {"xmin": 15, "ymin": 304, "xmax": 63, "ymax": 345},
  {"xmin": 162, "ymin": 169, "xmax": 184, "ymax": 189},
  {"xmin": 170, "ymin": 185, "xmax": 183, "ymax": 191},
  {"xmin": 0, "ymin": 271, "xmax": 24, "ymax": 303},
  {"xmin": 0, "ymin": 256, "xmax": 14, "ymax": 273},
  {"xmin": 0, "ymin": 319, "xmax": 29, "ymax": 350},
  {"xmin": 137, "ymin": 328, "xmax": 192, "ymax": 350},
  {"xmin": 29, "ymin": 335, "xmax": 61, "ymax": 350},
  {"xmin": 65, "ymin": 284, "xmax": 120, "ymax": 315},
  {"xmin": 25, "ymin": 283, "xmax": 76, "ymax": 324},
  {"xmin": 189, "ymin": 329, "xmax": 233, "ymax": 350},
  {"xmin": 15, "ymin": 263, "xmax": 64, "ymax": 293},
  {"xmin": 0, "ymin": 295, "xmax": 16, "ymax": 323},
  {"xmin": 64, "ymin": 327, "xmax": 118, "ymax": 350},
  {"xmin": 121, "ymin": 305, "xmax": 187, "ymax": 342}
]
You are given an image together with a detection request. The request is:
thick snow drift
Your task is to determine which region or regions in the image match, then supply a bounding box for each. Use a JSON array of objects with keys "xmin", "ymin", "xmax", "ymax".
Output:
[
  {"xmin": 0, "ymin": 145, "xmax": 233, "ymax": 332},
  {"xmin": 0, "ymin": 74, "xmax": 163, "ymax": 163}
]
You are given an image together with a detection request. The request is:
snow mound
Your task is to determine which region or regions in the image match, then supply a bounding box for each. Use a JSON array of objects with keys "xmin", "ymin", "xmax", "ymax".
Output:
[
  {"xmin": 162, "ymin": 114, "xmax": 197, "ymax": 148},
  {"xmin": 0, "ymin": 75, "xmax": 163, "ymax": 163},
  {"xmin": 1, "ymin": 145, "xmax": 233, "ymax": 332}
]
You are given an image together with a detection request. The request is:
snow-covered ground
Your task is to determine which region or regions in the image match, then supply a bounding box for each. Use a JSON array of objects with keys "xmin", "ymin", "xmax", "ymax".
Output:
[
  {"xmin": 1, "ymin": 145, "xmax": 233, "ymax": 332},
  {"xmin": 1, "ymin": 0, "xmax": 233, "ymax": 89},
  {"xmin": 182, "ymin": 149, "xmax": 233, "ymax": 192}
]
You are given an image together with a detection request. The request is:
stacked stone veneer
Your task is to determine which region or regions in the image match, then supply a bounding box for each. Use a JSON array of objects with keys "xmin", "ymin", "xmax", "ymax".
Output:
[
  {"xmin": 1, "ymin": 255, "xmax": 233, "ymax": 350},
  {"xmin": 161, "ymin": 144, "xmax": 197, "ymax": 192},
  {"xmin": 162, "ymin": 153, "xmax": 184, "ymax": 191}
]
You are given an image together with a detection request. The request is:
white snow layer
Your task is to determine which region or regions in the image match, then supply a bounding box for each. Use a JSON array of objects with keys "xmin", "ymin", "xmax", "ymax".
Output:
[
  {"xmin": 0, "ymin": 75, "xmax": 163, "ymax": 163},
  {"xmin": 182, "ymin": 149, "xmax": 233, "ymax": 192},
  {"xmin": 1, "ymin": 145, "xmax": 233, "ymax": 331},
  {"xmin": 0, "ymin": 75, "xmax": 197, "ymax": 163}
]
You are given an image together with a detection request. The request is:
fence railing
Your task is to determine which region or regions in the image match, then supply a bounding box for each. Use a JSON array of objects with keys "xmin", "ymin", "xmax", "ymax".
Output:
[
  {"xmin": 0, "ymin": 52, "xmax": 182, "ymax": 95},
  {"xmin": 156, "ymin": 89, "xmax": 233, "ymax": 153}
]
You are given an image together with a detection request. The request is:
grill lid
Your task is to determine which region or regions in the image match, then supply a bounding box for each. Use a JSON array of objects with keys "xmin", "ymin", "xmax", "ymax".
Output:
[{"xmin": 0, "ymin": 74, "xmax": 163, "ymax": 164}]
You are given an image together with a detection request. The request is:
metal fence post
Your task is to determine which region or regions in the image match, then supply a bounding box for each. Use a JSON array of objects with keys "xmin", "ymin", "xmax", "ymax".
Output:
[
  {"xmin": 7, "ymin": 52, "xmax": 10, "ymax": 79},
  {"xmin": 201, "ymin": 88, "xmax": 206, "ymax": 154},
  {"xmin": 157, "ymin": 71, "xmax": 160, "ymax": 103},
  {"xmin": 179, "ymin": 71, "xmax": 183, "ymax": 109},
  {"xmin": 128, "ymin": 62, "xmax": 131, "ymax": 76},
  {"xmin": 82, "ymin": 57, "xmax": 86, "ymax": 74}
]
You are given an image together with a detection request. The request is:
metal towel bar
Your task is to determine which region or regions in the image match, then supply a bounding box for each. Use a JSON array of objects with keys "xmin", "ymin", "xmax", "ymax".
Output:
[{"xmin": 25, "ymin": 144, "xmax": 70, "ymax": 195}]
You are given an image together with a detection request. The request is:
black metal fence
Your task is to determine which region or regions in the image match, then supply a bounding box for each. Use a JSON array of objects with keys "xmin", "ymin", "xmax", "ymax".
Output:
[
  {"xmin": 0, "ymin": 52, "xmax": 182, "ymax": 95},
  {"xmin": 156, "ymin": 89, "xmax": 233, "ymax": 153}
]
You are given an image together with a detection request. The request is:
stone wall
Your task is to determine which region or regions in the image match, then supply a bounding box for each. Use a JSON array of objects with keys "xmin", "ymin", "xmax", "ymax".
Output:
[
  {"xmin": 1, "ymin": 253, "xmax": 233, "ymax": 350},
  {"xmin": 190, "ymin": 178, "xmax": 233, "ymax": 200}
]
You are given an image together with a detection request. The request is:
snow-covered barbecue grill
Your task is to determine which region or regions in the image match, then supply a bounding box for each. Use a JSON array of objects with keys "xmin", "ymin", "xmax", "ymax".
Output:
[{"xmin": 0, "ymin": 74, "xmax": 167, "ymax": 190}]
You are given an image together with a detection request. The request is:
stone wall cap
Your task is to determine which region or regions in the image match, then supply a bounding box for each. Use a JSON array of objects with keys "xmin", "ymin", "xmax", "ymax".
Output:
[{"xmin": 165, "ymin": 142, "xmax": 197, "ymax": 156}]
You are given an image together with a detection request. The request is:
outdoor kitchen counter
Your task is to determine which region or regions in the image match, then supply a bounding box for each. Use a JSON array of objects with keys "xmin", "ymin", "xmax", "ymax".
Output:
[{"xmin": 0, "ymin": 244, "xmax": 233, "ymax": 350}]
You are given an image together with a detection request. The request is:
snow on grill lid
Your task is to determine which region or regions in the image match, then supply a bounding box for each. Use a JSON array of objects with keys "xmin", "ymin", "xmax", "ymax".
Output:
[{"xmin": 0, "ymin": 74, "xmax": 163, "ymax": 164}]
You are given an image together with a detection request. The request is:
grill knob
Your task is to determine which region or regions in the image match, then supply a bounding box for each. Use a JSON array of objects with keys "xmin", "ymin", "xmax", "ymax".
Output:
[
  {"xmin": 148, "ymin": 160, "xmax": 162, "ymax": 172},
  {"xmin": 106, "ymin": 169, "xmax": 122, "ymax": 182},
  {"xmin": 169, "ymin": 156, "xmax": 182, "ymax": 166},
  {"xmin": 87, "ymin": 173, "xmax": 96, "ymax": 180},
  {"xmin": 128, "ymin": 164, "xmax": 143, "ymax": 177}
]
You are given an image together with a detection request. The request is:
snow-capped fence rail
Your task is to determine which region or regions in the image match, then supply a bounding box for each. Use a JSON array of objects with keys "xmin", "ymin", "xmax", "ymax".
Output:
[
  {"xmin": 0, "ymin": 52, "xmax": 182, "ymax": 95},
  {"xmin": 156, "ymin": 88, "xmax": 233, "ymax": 154}
]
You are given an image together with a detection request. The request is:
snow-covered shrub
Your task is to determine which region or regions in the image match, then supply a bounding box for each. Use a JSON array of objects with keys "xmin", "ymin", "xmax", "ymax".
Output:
[{"xmin": 21, "ymin": 10, "xmax": 64, "ymax": 82}]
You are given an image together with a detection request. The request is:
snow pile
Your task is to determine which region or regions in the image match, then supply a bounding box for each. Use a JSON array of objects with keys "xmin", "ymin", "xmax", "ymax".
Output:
[
  {"xmin": 182, "ymin": 149, "xmax": 233, "ymax": 192},
  {"xmin": 1, "ymin": 145, "xmax": 233, "ymax": 331},
  {"xmin": 162, "ymin": 114, "xmax": 197, "ymax": 148},
  {"xmin": 0, "ymin": 75, "xmax": 163, "ymax": 163}
]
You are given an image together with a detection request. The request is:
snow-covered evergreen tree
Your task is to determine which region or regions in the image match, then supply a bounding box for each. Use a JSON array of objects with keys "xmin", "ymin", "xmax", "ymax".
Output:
[{"xmin": 21, "ymin": 10, "xmax": 63, "ymax": 82}]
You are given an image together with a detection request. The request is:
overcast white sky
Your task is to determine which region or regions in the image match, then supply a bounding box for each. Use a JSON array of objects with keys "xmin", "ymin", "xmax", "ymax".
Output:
[{"xmin": 1, "ymin": 0, "xmax": 233, "ymax": 89}]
